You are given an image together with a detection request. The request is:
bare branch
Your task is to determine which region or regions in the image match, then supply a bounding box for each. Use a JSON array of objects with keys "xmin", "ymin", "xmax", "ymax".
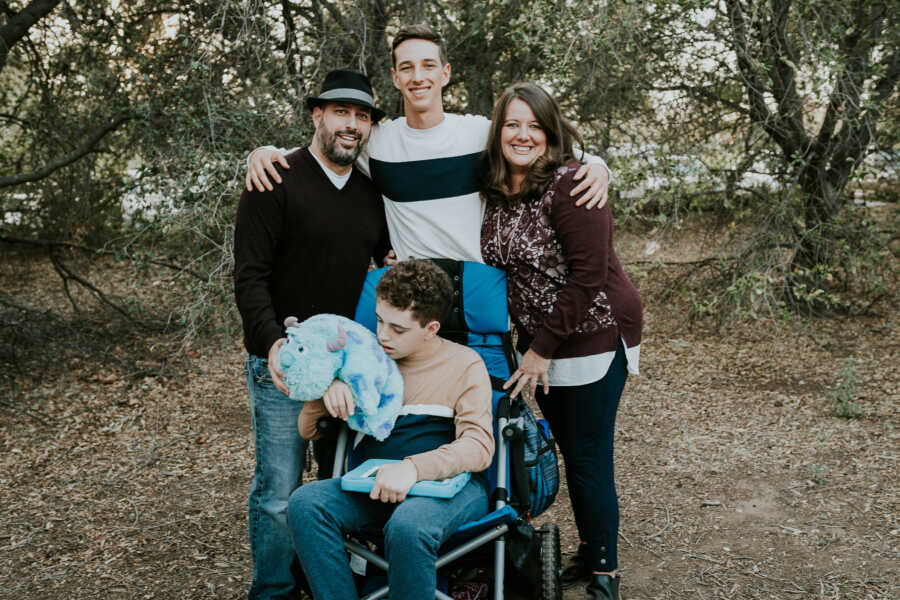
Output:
[
  {"xmin": 0, "ymin": 234, "xmax": 210, "ymax": 281},
  {"xmin": 651, "ymin": 84, "xmax": 750, "ymax": 115},
  {"xmin": 0, "ymin": 112, "xmax": 27, "ymax": 127},
  {"xmin": 49, "ymin": 252, "xmax": 160, "ymax": 329},
  {"xmin": 0, "ymin": 113, "xmax": 132, "ymax": 188},
  {"xmin": 724, "ymin": 0, "xmax": 795, "ymax": 155},
  {"xmin": 280, "ymin": 0, "xmax": 298, "ymax": 76},
  {"xmin": 0, "ymin": 0, "xmax": 62, "ymax": 73},
  {"xmin": 724, "ymin": 1, "xmax": 773, "ymax": 124},
  {"xmin": 765, "ymin": 0, "xmax": 808, "ymax": 151}
]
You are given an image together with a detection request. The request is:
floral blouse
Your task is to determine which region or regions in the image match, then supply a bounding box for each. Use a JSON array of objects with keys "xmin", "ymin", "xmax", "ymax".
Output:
[{"xmin": 481, "ymin": 162, "xmax": 642, "ymax": 361}]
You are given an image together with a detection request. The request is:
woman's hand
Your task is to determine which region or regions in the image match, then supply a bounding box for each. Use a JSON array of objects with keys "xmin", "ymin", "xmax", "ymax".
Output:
[{"xmin": 503, "ymin": 349, "xmax": 551, "ymax": 398}]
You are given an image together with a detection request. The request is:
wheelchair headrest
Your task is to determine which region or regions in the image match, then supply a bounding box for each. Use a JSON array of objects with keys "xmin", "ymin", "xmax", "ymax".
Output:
[{"xmin": 354, "ymin": 261, "xmax": 509, "ymax": 337}]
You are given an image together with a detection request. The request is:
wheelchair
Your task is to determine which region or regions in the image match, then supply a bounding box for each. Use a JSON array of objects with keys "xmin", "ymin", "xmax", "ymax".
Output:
[{"xmin": 310, "ymin": 260, "xmax": 562, "ymax": 600}]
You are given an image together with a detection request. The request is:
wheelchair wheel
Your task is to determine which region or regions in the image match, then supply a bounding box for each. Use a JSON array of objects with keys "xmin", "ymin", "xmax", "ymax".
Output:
[{"xmin": 537, "ymin": 523, "xmax": 562, "ymax": 600}]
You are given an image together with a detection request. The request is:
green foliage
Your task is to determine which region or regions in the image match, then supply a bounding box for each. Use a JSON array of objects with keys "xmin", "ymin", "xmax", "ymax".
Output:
[
  {"xmin": 679, "ymin": 191, "xmax": 894, "ymax": 324},
  {"xmin": 785, "ymin": 203, "xmax": 895, "ymax": 314},
  {"xmin": 0, "ymin": 0, "xmax": 897, "ymax": 343},
  {"xmin": 808, "ymin": 463, "xmax": 829, "ymax": 486},
  {"xmin": 827, "ymin": 359, "xmax": 863, "ymax": 419}
]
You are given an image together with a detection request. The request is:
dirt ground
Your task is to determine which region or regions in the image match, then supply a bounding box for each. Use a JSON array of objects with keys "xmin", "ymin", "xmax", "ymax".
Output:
[{"xmin": 1, "ymin": 218, "xmax": 898, "ymax": 599}]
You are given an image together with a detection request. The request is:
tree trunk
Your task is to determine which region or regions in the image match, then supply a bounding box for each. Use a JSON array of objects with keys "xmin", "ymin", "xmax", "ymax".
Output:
[{"xmin": 0, "ymin": 0, "xmax": 63, "ymax": 74}]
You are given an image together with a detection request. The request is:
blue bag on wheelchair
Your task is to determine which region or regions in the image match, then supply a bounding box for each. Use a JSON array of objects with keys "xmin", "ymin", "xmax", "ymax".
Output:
[{"xmin": 507, "ymin": 395, "xmax": 559, "ymax": 518}]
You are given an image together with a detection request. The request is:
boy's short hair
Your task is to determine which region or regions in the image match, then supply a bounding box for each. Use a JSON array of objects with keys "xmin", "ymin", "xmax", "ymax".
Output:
[
  {"xmin": 375, "ymin": 259, "xmax": 453, "ymax": 326},
  {"xmin": 391, "ymin": 23, "xmax": 448, "ymax": 67}
]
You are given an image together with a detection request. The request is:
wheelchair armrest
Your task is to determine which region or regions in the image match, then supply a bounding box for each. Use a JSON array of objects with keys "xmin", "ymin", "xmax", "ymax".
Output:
[
  {"xmin": 316, "ymin": 415, "xmax": 343, "ymax": 439},
  {"xmin": 501, "ymin": 417, "xmax": 525, "ymax": 441}
]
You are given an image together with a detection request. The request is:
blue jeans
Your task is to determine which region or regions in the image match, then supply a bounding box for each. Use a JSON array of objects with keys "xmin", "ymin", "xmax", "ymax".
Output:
[
  {"xmin": 535, "ymin": 341, "xmax": 628, "ymax": 572},
  {"xmin": 246, "ymin": 354, "xmax": 307, "ymax": 600},
  {"xmin": 287, "ymin": 477, "xmax": 489, "ymax": 600}
]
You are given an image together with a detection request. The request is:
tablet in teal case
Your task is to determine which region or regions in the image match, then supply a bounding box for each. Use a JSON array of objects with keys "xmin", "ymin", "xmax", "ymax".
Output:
[{"xmin": 341, "ymin": 459, "xmax": 470, "ymax": 499}]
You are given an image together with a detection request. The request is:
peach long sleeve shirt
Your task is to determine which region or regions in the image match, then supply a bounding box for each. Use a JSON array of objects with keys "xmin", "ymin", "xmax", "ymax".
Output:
[{"xmin": 299, "ymin": 338, "xmax": 495, "ymax": 481}]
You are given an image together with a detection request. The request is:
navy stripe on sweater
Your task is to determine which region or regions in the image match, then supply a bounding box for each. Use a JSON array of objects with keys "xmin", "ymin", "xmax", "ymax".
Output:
[
  {"xmin": 369, "ymin": 152, "xmax": 481, "ymax": 203},
  {"xmin": 351, "ymin": 414, "xmax": 455, "ymax": 468}
]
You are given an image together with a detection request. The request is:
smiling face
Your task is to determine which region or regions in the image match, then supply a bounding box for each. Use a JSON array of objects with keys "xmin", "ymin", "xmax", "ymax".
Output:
[
  {"xmin": 500, "ymin": 98, "xmax": 548, "ymax": 181},
  {"xmin": 374, "ymin": 298, "xmax": 440, "ymax": 361},
  {"xmin": 311, "ymin": 101, "xmax": 373, "ymax": 171},
  {"xmin": 391, "ymin": 38, "xmax": 451, "ymax": 126}
]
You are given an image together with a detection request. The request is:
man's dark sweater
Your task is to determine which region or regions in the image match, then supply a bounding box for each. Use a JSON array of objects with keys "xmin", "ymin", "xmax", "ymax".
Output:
[{"xmin": 234, "ymin": 147, "xmax": 391, "ymax": 357}]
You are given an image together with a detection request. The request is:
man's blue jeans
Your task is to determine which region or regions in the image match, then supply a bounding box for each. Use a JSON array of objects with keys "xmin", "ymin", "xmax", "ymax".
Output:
[
  {"xmin": 287, "ymin": 476, "xmax": 489, "ymax": 600},
  {"xmin": 246, "ymin": 354, "xmax": 307, "ymax": 600}
]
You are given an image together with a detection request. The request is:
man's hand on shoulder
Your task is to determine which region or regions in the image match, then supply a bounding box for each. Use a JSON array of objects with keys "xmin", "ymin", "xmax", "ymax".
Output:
[
  {"xmin": 383, "ymin": 249, "xmax": 399, "ymax": 266},
  {"xmin": 246, "ymin": 147, "xmax": 290, "ymax": 192},
  {"xmin": 370, "ymin": 459, "xmax": 418, "ymax": 503},
  {"xmin": 571, "ymin": 162, "xmax": 611, "ymax": 210},
  {"xmin": 267, "ymin": 338, "xmax": 290, "ymax": 395}
]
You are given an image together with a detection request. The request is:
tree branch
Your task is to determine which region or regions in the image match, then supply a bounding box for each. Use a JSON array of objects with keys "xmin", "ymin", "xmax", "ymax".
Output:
[
  {"xmin": 0, "ymin": 291, "xmax": 51, "ymax": 315},
  {"xmin": 280, "ymin": 0, "xmax": 298, "ymax": 76},
  {"xmin": 0, "ymin": 111, "xmax": 27, "ymax": 127},
  {"xmin": 827, "ymin": 4, "xmax": 894, "ymax": 190},
  {"xmin": 815, "ymin": 6, "xmax": 868, "ymax": 150},
  {"xmin": 868, "ymin": 40, "xmax": 900, "ymax": 111},
  {"xmin": 624, "ymin": 257, "xmax": 720, "ymax": 266},
  {"xmin": 820, "ymin": 6, "xmax": 876, "ymax": 163},
  {"xmin": 124, "ymin": 6, "xmax": 187, "ymax": 29},
  {"xmin": 314, "ymin": 0, "xmax": 352, "ymax": 35},
  {"xmin": 49, "ymin": 252, "xmax": 160, "ymax": 329},
  {"xmin": 651, "ymin": 84, "xmax": 750, "ymax": 115},
  {"xmin": 0, "ymin": 113, "xmax": 132, "ymax": 188},
  {"xmin": 0, "ymin": 0, "xmax": 62, "ymax": 74},
  {"xmin": 0, "ymin": 234, "xmax": 210, "ymax": 281},
  {"xmin": 724, "ymin": 0, "xmax": 788, "ymax": 151},
  {"xmin": 765, "ymin": 0, "xmax": 808, "ymax": 151}
]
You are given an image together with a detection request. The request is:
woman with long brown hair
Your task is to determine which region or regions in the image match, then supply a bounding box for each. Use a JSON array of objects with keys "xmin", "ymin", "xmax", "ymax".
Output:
[{"xmin": 480, "ymin": 83, "xmax": 643, "ymax": 600}]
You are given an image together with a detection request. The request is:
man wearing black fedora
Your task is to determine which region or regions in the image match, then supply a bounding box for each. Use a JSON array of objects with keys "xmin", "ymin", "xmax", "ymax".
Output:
[{"xmin": 234, "ymin": 68, "xmax": 391, "ymax": 600}]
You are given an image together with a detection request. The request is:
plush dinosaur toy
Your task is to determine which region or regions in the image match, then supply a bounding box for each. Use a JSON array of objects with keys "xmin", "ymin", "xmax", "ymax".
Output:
[{"xmin": 278, "ymin": 314, "xmax": 403, "ymax": 441}]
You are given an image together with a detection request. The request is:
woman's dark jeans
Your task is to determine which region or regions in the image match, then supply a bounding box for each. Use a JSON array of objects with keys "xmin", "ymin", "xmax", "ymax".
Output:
[{"xmin": 535, "ymin": 342, "xmax": 628, "ymax": 572}]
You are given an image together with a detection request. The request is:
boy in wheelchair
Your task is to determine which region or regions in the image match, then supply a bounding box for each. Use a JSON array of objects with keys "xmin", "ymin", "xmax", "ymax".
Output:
[{"xmin": 287, "ymin": 259, "xmax": 495, "ymax": 600}]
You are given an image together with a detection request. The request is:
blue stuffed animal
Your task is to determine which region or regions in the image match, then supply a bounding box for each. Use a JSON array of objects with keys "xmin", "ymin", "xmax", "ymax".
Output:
[{"xmin": 278, "ymin": 314, "xmax": 403, "ymax": 441}]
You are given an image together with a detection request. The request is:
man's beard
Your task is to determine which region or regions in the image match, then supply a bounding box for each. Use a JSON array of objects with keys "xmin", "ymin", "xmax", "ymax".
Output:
[{"xmin": 317, "ymin": 126, "xmax": 364, "ymax": 166}]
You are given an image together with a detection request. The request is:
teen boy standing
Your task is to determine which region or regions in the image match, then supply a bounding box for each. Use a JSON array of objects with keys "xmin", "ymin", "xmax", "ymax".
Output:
[{"xmin": 286, "ymin": 259, "xmax": 494, "ymax": 600}]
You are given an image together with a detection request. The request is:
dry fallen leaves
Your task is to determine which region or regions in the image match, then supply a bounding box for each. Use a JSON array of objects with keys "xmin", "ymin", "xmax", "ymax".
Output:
[{"xmin": 2, "ymin": 225, "xmax": 898, "ymax": 600}]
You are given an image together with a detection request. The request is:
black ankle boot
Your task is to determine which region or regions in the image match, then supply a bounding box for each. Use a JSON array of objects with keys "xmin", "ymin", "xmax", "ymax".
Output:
[
  {"xmin": 560, "ymin": 544, "xmax": 591, "ymax": 589},
  {"xmin": 585, "ymin": 574, "xmax": 620, "ymax": 600}
]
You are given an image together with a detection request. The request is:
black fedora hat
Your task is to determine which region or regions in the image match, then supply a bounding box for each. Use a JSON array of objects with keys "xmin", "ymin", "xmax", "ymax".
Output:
[{"xmin": 306, "ymin": 69, "xmax": 386, "ymax": 122}]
